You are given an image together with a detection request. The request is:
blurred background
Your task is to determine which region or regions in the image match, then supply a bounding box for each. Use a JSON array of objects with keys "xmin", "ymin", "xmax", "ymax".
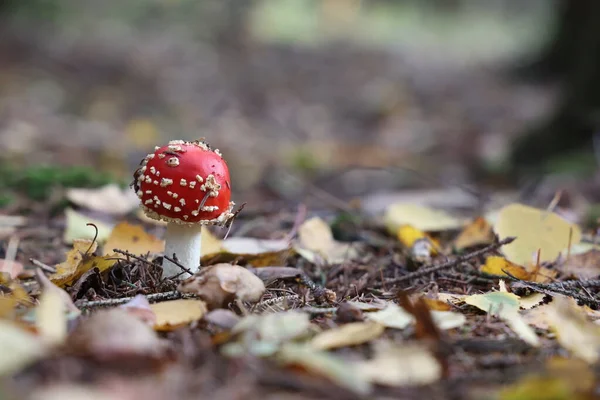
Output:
[{"xmin": 0, "ymin": 0, "xmax": 598, "ymax": 210}]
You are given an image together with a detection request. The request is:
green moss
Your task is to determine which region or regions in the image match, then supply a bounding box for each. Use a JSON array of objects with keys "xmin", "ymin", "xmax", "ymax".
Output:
[{"xmin": 0, "ymin": 164, "xmax": 121, "ymax": 202}]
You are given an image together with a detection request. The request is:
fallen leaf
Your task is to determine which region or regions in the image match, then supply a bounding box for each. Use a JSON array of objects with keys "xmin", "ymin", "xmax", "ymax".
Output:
[
  {"xmin": 35, "ymin": 289, "xmax": 67, "ymax": 345},
  {"xmin": 178, "ymin": 263, "xmax": 265, "ymax": 310},
  {"xmin": 63, "ymin": 208, "xmax": 113, "ymax": 244},
  {"xmin": 150, "ymin": 299, "xmax": 207, "ymax": 331},
  {"xmin": 480, "ymin": 256, "xmax": 530, "ymax": 280},
  {"xmin": 0, "ymin": 320, "xmax": 47, "ymax": 376},
  {"xmin": 544, "ymin": 297, "xmax": 600, "ymax": 363},
  {"xmin": 519, "ymin": 293, "xmax": 547, "ymax": 310},
  {"xmin": 365, "ymin": 303, "xmax": 414, "ymax": 329},
  {"xmin": 202, "ymin": 236, "xmax": 292, "ymax": 267},
  {"xmin": 430, "ymin": 311, "xmax": 466, "ymax": 330},
  {"xmin": 221, "ymin": 238, "xmax": 289, "ymax": 254},
  {"xmin": 465, "ymin": 291, "xmax": 540, "ymax": 347},
  {"xmin": 346, "ymin": 300, "xmax": 387, "ymax": 311},
  {"xmin": 66, "ymin": 184, "xmax": 140, "ymax": 216},
  {"xmin": 51, "ymin": 240, "xmax": 117, "ymax": 287},
  {"xmin": 557, "ymin": 249, "xmax": 600, "ymax": 279},
  {"xmin": 384, "ymin": 203, "xmax": 464, "ymax": 233},
  {"xmin": 358, "ymin": 340, "xmax": 442, "ymax": 387},
  {"xmin": 102, "ymin": 222, "xmax": 164, "ymax": 256},
  {"xmin": 277, "ymin": 343, "xmax": 371, "ymax": 395},
  {"xmin": 310, "ymin": 321, "xmax": 385, "ymax": 350},
  {"xmin": 295, "ymin": 217, "xmax": 358, "ymax": 264},
  {"xmin": 453, "ymin": 216, "xmax": 494, "ymax": 250},
  {"xmin": 422, "ymin": 298, "xmax": 452, "ymax": 311},
  {"xmin": 232, "ymin": 311, "xmax": 312, "ymax": 344},
  {"xmin": 493, "ymin": 203, "xmax": 581, "ymax": 266},
  {"xmin": 0, "ymin": 280, "xmax": 33, "ymax": 319}
]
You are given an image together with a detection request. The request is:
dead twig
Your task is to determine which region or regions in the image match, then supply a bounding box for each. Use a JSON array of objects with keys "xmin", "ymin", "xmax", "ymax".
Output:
[
  {"xmin": 375, "ymin": 237, "xmax": 516, "ymax": 288},
  {"xmin": 75, "ymin": 290, "xmax": 199, "ymax": 310}
]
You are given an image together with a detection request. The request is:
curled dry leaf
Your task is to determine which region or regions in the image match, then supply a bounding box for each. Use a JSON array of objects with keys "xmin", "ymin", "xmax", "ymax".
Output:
[
  {"xmin": 68, "ymin": 308, "xmax": 165, "ymax": 360},
  {"xmin": 149, "ymin": 299, "xmax": 207, "ymax": 331},
  {"xmin": 50, "ymin": 240, "xmax": 117, "ymax": 287},
  {"xmin": 295, "ymin": 217, "xmax": 358, "ymax": 264},
  {"xmin": 102, "ymin": 222, "xmax": 164, "ymax": 257},
  {"xmin": 177, "ymin": 263, "xmax": 265, "ymax": 310},
  {"xmin": 66, "ymin": 184, "xmax": 140, "ymax": 216}
]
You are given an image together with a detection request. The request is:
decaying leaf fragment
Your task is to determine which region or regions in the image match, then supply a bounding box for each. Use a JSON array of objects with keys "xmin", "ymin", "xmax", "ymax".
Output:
[
  {"xmin": 295, "ymin": 217, "xmax": 358, "ymax": 264},
  {"xmin": 177, "ymin": 263, "xmax": 265, "ymax": 310},
  {"xmin": 453, "ymin": 216, "xmax": 494, "ymax": 250}
]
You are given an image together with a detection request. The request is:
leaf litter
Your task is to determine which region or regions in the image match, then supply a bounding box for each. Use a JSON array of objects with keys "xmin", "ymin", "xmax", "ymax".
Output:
[{"xmin": 5, "ymin": 183, "xmax": 600, "ymax": 400}]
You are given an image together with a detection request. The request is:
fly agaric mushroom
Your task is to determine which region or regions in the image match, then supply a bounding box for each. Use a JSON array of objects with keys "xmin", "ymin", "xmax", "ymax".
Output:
[{"xmin": 132, "ymin": 139, "xmax": 234, "ymax": 278}]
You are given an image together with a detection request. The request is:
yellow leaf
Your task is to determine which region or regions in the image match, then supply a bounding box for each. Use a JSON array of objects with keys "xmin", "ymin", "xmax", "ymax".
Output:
[
  {"xmin": 397, "ymin": 225, "xmax": 439, "ymax": 261},
  {"xmin": 202, "ymin": 237, "xmax": 292, "ymax": 267},
  {"xmin": 480, "ymin": 256, "xmax": 530, "ymax": 280},
  {"xmin": 493, "ymin": 203, "xmax": 581, "ymax": 266},
  {"xmin": 384, "ymin": 203, "xmax": 465, "ymax": 233},
  {"xmin": 150, "ymin": 299, "xmax": 207, "ymax": 331},
  {"xmin": 310, "ymin": 321, "xmax": 385, "ymax": 350},
  {"xmin": 453, "ymin": 216, "xmax": 494, "ymax": 250},
  {"xmin": 103, "ymin": 222, "xmax": 164, "ymax": 256},
  {"xmin": 51, "ymin": 240, "xmax": 117, "ymax": 287},
  {"xmin": 519, "ymin": 293, "xmax": 546, "ymax": 310},
  {"xmin": 63, "ymin": 208, "xmax": 113, "ymax": 244}
]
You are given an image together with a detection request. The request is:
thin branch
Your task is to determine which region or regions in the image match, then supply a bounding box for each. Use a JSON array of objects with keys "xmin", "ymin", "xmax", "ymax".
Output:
[
  {"xmin": 375, "ymin": 237, "xmax": 516, "ymax": 288},
  {"xmin": 76, "ymin": 291, "xmax": 198, "ymax": 310}
]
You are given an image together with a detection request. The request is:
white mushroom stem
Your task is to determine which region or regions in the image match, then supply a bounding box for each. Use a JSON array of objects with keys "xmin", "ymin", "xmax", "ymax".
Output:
[{"xmin": 162, "ymin": 223, "xmax": 202, "ymax": 279}]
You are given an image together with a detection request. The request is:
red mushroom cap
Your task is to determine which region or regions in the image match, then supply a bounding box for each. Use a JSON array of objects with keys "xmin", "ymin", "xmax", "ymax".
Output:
[{"xmin": 133, "ymin": 140, "xmax": 234, "ymax": 225}]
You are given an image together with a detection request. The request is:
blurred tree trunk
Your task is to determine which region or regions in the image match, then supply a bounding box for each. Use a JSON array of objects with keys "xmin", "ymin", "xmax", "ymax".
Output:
[{"xmin": 510, "ymin": 0, "xmax": 600, "ymax": 174}]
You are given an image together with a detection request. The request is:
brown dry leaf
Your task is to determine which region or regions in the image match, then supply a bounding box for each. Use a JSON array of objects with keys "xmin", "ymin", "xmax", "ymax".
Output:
[
  {"xmin": 0, "ymin": 281, "xmax": 34, "ymax": 319},
  {"xmin": 358, "ymin": 340, "xmax": 442, "ymax": 387},
  {"xmin": 51, "ymin": 240, "xmax": 117, "ymax": 287},
  {"xmin": 66, "ymin": 184, "xmax": 140, "ymax": 216},
  {"xmin": 150, "ymin": 299, "xmax": 207, "ymax": 331},
  {"xmin": 102, "ymin": 222, "xmax": 164, "ymax": 256},
  {"xmin": 453, "ymin": 216, "xmax": 494, "ymax": 250},
  {"xmin": 422, "ymin": 298, "xmax": 452, "ymax": 311},
  {"xmin": 69, "ymin": 308, "xmax": 165, "ymax": 360},
  {"xmin": 295, "ymin": 217, "xmax": 358, "ymax": 264},
  {"xmin": 178, "ymin": 263, "xmax": 265, "ymax": 310},
  {"xmin": 310, "ymin": 321, "xmax": 385, "ymax": 350},
  {"xmin": 493, "ymin": 203, "xmax": 581, "ymax": 266},
  {"xmin": 480, "ymin": 256, "xmax": 530, "ymax": 280},
  {"xmin": 558, "ymin": 249, "xmax": 600, "ymax": 279},
  {"xmin": 544, "ymin": 296, "xmax": 600, "ymax": 363}
]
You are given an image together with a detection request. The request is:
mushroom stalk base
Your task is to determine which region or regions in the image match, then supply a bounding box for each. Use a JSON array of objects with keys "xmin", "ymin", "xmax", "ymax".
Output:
[{"xmin": 162, "ymin": 223, "xmax": 202, "ymax": 279}]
